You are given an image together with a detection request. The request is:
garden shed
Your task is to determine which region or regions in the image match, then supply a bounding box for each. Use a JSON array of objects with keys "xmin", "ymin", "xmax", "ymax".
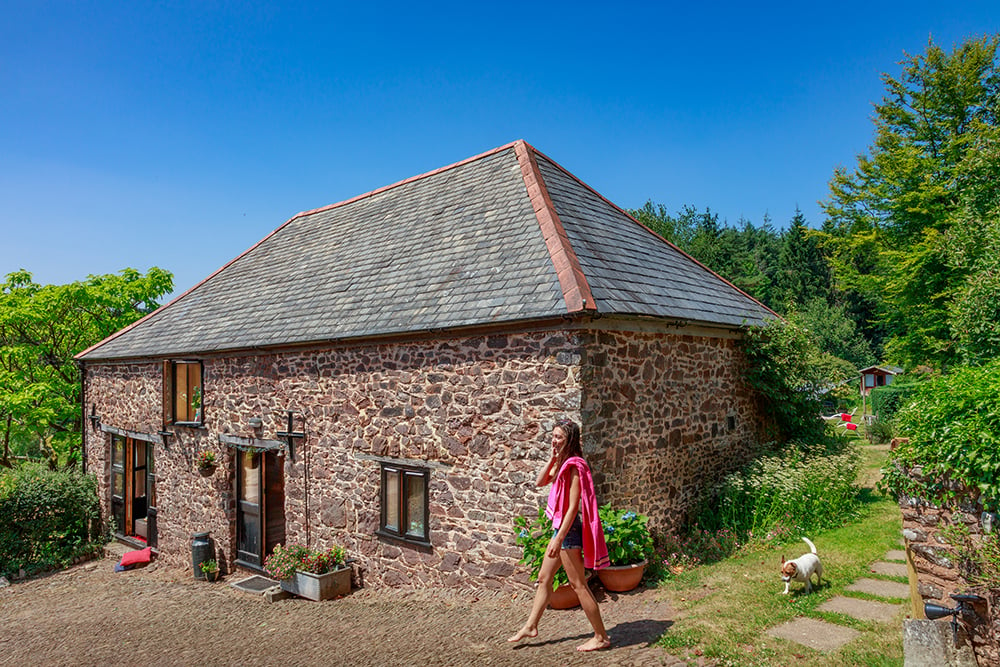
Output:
[
  {"xmin": 76, "ymin": 140, "xmax": 776, "ymax": 590},
  {"xmin": 859, "ymin": 365, "xmax": 903, "ymax": 397}
]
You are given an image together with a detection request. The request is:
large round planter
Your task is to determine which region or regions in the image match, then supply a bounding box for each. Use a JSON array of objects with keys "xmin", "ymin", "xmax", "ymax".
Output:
[
  {"xmin": 545, "ymin": 571, "xmax": 594, "ymax": 609},
  {"xmin": 548, "ymin": 582, "xmax": 581, "ymax": 609},
  {"xmin": 597, "ymin": 560, "xmax": 647, "ymax": 592}
]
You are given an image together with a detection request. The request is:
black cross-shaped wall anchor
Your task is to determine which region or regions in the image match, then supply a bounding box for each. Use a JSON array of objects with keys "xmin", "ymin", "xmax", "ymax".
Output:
[
  {"xmin": 88, "ymin": 404, "xmax": 101, "ymax": 430},
  {"xmin": 276, "ymin": 410, "xmax": 305, "ymax": 461}
]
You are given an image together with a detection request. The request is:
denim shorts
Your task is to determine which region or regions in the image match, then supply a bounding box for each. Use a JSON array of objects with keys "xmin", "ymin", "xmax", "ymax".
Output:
[{"xmin": 555, "ymin": 515, "xmax": 583, "ymax": 550}]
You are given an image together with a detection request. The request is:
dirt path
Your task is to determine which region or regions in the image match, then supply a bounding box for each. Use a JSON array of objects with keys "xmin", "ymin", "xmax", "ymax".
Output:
[{"xmin": 0, "ymin": 550, "xmax": 695, "ymax": 667}]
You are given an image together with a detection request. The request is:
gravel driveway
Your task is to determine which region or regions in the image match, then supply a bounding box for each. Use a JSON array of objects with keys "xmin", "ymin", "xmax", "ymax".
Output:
[{"xmin": 0, "ymin": 548, "xmax": 692, "ymax": 667}]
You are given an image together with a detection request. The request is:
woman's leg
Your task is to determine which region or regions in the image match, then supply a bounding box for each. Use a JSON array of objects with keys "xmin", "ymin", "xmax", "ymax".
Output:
[
  {"xmin": 561, "ymin": 548, "xmax": 611, "ymax": 651},
  {"xmin": 507, "ymin": 548, "xmax": 562, "ymax": 642}
]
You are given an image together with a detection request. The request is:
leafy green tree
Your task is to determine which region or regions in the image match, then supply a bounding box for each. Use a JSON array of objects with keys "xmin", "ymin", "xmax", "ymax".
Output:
[
  {"xmin": 787, "ymin": 298, "xmax": 875, "ymax": 369},
  {"xmin": 821, "ymin": 35, "xmax": 1000, "ymax": 368},
  {"xmin": 0, "ymin": 269, "xmax": 173, "ymax": 467}
]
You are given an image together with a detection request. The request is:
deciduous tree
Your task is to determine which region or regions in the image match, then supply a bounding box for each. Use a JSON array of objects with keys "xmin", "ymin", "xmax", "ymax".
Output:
[{"xmin": 0, "ymin": 268, "xmax": 173, "ymax": 467}]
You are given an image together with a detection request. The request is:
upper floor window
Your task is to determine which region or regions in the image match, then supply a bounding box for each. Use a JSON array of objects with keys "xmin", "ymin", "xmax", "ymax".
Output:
[
  {"xmin": 164, "ymin": 360, "xmax": 203, "ymax": 425},
  {"xmin": 377, "ymin": 462, "xmax": 429, "ymax": 545}
]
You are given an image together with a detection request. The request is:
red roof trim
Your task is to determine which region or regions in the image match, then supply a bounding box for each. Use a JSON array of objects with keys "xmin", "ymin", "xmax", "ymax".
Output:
[
  {"xmin": 514, "ymin": 140, "xmax": 596, "ymax": 314},
  {"xmin": 525, "ymin": 144, "xmax": 781, "ymax": 321}
]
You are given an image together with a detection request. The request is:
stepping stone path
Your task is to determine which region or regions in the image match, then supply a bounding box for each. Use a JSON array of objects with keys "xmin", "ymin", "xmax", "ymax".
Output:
[{"xmin": 766, "ymin": 549, "xmax": 907, "ymax": 654}]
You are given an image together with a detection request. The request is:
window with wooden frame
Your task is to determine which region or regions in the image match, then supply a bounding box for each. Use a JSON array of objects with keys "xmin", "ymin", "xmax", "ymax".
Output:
[
  {"xmin": 163, "ymin": 360, "xmax": 203, "ymax": 425},
  {"xmin": 377, "ymin": 462, "xmax": 430, "ymax": 545}
]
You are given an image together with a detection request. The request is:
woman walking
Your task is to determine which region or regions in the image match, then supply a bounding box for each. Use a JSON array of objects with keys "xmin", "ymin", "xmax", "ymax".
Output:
[{"xmin": 507, "ymin": 418, "xmax": 611, "ymax": 652}]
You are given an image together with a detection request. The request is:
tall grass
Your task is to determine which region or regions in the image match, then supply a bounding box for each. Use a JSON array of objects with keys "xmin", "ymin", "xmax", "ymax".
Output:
[{"xmin": 681, "ymin": 442, "xmax": 864, "ymax": 560}]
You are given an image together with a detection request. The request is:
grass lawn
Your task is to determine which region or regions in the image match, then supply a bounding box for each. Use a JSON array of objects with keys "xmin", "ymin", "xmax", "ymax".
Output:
[{"xmin": 654, "ymin": 443, "xmax": 905, "ymax": 666}]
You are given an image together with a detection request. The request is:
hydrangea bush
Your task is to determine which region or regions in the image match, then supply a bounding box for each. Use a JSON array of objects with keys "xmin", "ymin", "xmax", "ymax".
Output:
[{"xmin": 598, "ymin": 505, "xmax": 654, "ymax": 566}]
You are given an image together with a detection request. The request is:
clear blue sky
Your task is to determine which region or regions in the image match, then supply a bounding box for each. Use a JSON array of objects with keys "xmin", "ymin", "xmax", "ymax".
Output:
[{"xmin": 3, "ymin": 2, "xmax": 999, "ymax": 298}]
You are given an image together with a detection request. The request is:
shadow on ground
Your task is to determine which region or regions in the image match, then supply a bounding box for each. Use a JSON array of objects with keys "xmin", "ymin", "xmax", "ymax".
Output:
[{"xmin": 607, "ymin": 619, "xmax": 673, "ymax": 648}]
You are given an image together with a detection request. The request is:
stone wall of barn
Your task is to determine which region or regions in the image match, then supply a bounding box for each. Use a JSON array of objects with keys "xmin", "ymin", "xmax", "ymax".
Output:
[
  {"xmin": 84, "ymin": 331, "xmax": 584, "ymax": 590},
  {"xmin": 579, "ymin": 329, "xmax": 763, "ymax": 533},
  {"xmin": 84, "ymin": 325, "xmax": 766, "ymax": 591}
]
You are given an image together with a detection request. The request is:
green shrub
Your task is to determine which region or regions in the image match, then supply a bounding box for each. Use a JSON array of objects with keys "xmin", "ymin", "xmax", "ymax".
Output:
[
  {"xmin": 866, "ymin": 416, "xmax": 896, "ymax": 444},
  {"xmin": 693, "ymin": 443, "xmax": 863, "ymax": 546},
  {"xmin": 870, "ymin": 382, "xmax": 918, "ymax": 421},
  {"xmin": 0, "ymin": 463, "xmax": 103, "ymax": 577},
  {"xmin": 881, "ymin": 360, "xmax": 1000, "ymax": 507},
  {"xmin": 741, "ymin": 319, "xmax": 836, "ymax": 443}
]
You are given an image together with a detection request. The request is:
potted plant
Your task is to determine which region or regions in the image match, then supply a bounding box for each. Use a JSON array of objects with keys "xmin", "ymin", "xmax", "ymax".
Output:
[
  {"xmin": 264, "ymin": 543, "xmax": 350, "ymax": 601},
  {"xmin": 199, "ymin": 559, "xmax": 220, "ymax": 582},
  {"xmin": 597, "ymin": 505, "xmax": 654, "ymax": 592},
  {"xmin": 195, "ymin": 450, "xmax": 217, "ymax": 475},
  {"xmin": 514, "ymin": 506, "xmax": 589, "ymax": 609}
]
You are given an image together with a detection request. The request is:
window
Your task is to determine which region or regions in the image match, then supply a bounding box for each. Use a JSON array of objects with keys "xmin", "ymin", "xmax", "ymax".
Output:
[
  {"xmin": 164, "ymin": 360, "xmax": 203, "ymax": 425},
  {"xmin": 378, "ymin": 462, "xmax": 430, "ymax": 545}
]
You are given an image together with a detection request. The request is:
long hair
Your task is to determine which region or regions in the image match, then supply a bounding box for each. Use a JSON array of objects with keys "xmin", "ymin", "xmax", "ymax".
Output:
[{"xmin": 554, "ymin": 418, "xmax": 583, "ymax": 471}]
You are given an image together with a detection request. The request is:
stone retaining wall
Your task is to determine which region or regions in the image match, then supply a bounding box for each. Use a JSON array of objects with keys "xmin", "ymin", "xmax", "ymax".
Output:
[
  {"xmin": 901, "ymin": 494, "xmax": 1000, "ymax": 665},
  {"xmin": 83, "ymin": 323, "xmax": 765, "ymax": 591}
]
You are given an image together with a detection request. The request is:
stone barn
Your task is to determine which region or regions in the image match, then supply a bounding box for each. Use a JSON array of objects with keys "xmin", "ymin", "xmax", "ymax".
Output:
[{"xmin": 76, "ymin": 140, "xmax": 776, "ymax": 590}]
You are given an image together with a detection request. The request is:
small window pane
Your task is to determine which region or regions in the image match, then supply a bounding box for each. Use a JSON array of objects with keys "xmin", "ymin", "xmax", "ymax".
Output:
[
  {"xmin": 241, "ymin": 452, "xmax": 259, "ymax": 503},
  {"xmin": 175, "ymin": 363, "xmax": 189, "ymax": 420},
  {"xmin": 112, "ymin": 472, "xmax": 123, "ymax": 497},
  {"xmin": 405, "ymin": 473, "xmax": 425, "ymax": 538},
  {"xmin": 384, "ymin": 469, "xmax": 400, "ymax": 532},
  {"xmin": 112, "ymin": 437, "xmax": 124, "ymax": 467},
  {"xmin": 134, "ymin": 440, "xmax": 146, "ymax": 467},
  {"xmin": 188, "ymin": 363, "xmax": 202, "ymax": 421}
]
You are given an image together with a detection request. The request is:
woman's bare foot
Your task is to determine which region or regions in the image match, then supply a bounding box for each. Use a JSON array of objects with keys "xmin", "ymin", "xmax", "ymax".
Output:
[
  {"xmin": 577, "ymin": 635, "xmax": 611, "ymax": 652},
  {"xmin": 507, "ymin": 626, "xmax": 538, "ymax": 643}
]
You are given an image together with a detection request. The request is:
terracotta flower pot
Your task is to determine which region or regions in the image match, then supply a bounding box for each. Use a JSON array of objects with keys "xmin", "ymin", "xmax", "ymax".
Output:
[
  {"xmin": 597, "ymin": 560, "xmax": 647, "ymax": 592},
  {"xmin": 545, "ymin": 571, "xmax": 594, "ymax": 609},
  {"xmin": 548, "ymin": 582, "xmax": 581, "ymax": 609}
]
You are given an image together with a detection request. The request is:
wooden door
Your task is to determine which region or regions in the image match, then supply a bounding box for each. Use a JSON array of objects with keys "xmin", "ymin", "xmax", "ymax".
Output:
[
  {"xmin": 236, "ymin": 450, "xmax": 284, "ymax": 568},
  {"xmin": 236, "ymin": 450, "xmax": 262, "ymax": 565},
  {"xmin": 109, "ymin": 435, "xmax": 157, "ymax": 546}
]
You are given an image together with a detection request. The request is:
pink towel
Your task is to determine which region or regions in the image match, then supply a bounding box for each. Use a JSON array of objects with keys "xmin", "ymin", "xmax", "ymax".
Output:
[{"xmin": 546, "ymin": 456, "xmax": 610, "ymax": 570}]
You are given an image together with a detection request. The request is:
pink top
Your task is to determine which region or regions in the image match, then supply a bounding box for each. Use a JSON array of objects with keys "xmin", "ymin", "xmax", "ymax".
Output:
[{"xmin": 546, "ymin": 456, "xmax": 610, "ymax": 570}]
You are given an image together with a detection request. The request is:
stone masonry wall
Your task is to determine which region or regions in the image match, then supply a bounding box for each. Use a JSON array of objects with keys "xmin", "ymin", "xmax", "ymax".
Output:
[
  {"xmin": 84, "ymin": 324, "xmax": 766, "ymax": 591},
  {"xmin": 85, "ymin": 331, "xmax": 584, "ymax": 591},
  {"xmin": 581, "ymin": 329, "xmax": 762, "ymax": 533},
  {"xmin": 901, "ymin": 494, "xmax": 1000, "ymax": 665}
]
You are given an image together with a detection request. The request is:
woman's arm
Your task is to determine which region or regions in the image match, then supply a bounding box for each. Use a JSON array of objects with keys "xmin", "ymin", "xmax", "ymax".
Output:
[
  {"xmin": 535, "ymin": 454, "xmax": 559, "ymax": 487},
  {"xmin": 547, "ymin": 469, "xmax": 581, "ymax": 558}
]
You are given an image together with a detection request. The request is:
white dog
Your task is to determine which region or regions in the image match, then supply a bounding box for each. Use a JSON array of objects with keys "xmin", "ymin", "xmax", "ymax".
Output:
[{"xmin": 781, "ymin": 537, "xmax": 823, "ymax": 594}]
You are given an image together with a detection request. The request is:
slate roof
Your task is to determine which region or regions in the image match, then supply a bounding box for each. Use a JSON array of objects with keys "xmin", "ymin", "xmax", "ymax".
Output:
[{"xmin": 78, "ymin": 140, "xmax": 775, "ymax": 361}]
